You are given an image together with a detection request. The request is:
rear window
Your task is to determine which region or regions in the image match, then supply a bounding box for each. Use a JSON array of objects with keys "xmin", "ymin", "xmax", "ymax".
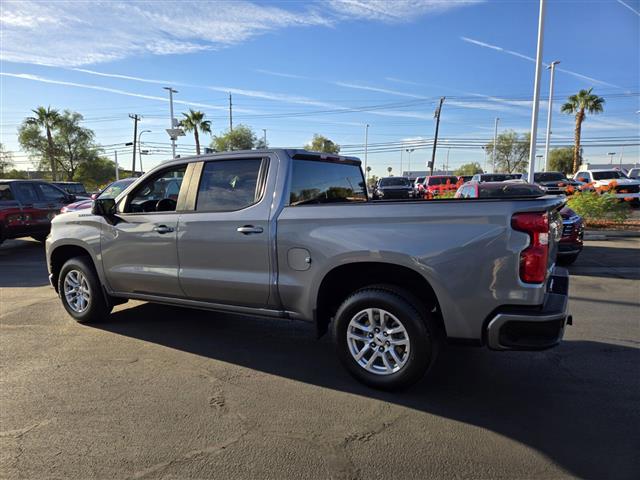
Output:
[
  {"xmin": 289, "ymin": 159, "xmax": 367, "ymax": 206},
  {"xmin": 379, "ymin": 177, "xmax": 410, "ymax": 187},
  {"xmin": 593, "ymin": 171, "xmax": 624, "ymax": 180},
  {"xmin": 0, "ymin": 184, "xmax": 14, "ymax": 201},
  {"xmin": 481, "ymin": 174, "xmax": 521, "ymax": 182},
  {"xmin": 534, "ymin": 172, "xmax": 565, "ymax": 182},
  {"xmin": 428, "ymin": 176, "xmax": 458, "ymax": 186}
]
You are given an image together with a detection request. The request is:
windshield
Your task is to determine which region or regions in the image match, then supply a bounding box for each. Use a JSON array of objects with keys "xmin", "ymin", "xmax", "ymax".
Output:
[
  {"xmin": 380, "ymin": 177, "xmax": 410, "ymax": 187},
  {"xmin": 534, "ymin": 172, "xmax": 565, "ymax": 182},
  {"xmin": 428, "ymin": 176, "xmax": 458, "ymax": 186},
  {"xmin": 593, "ymin": 171, "xmax": 625, "ymax": 180},
  {"xmin": 99, "ymin": 179, "xmax": 134, "ymax": 199},
  {"xmin": 481, "ymin": 174, "xmax": 521, "ymax": 182}
]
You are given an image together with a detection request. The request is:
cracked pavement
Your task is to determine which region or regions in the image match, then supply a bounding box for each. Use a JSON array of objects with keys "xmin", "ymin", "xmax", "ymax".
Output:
[{"xmin": 1, "ymin": 237, "xmax": 639, "ymax": 479}]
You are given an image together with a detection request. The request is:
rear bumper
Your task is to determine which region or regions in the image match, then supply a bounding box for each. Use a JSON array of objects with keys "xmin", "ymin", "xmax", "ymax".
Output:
[{"xmin": 486, "ymin": 267, "xmax": 571, "ymax": 351}]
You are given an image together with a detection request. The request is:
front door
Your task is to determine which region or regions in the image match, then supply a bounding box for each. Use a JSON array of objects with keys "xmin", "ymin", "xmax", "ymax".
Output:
[
  {"xmin": 177, "ymin": 157, "xmax": 272, "ymax": 307},
  {"xmin": 101, "ymin": 164, "xmax": 188, "ymax": 297}
]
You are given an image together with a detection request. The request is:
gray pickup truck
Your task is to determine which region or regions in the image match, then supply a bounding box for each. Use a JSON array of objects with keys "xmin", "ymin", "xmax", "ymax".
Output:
[{"xmin": 46, "ymin": 149, "xmax": 571, "ymax": 389}]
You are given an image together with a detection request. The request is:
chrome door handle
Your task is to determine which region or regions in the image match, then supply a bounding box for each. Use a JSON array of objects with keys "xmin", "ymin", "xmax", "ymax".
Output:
[
  {"xmin": 153, "ymin": 225, "xmax": 174, "ymax": 234},
  {"xmin": 237, "ymin": 225, "xmax": 263, "ymax": 235}
]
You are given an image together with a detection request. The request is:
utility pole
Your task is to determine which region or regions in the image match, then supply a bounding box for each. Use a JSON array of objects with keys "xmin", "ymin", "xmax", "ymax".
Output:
[
  {"xmin": 138, "ymin": 130, "xmax": 151, "ymax": 175},
  {"xmin": 405, "ymin": 148, "xmax": 414, "ymax": 175},
  {"xmin": 129, "ymin": 113, "xmax": 141, "ymax": 176},
  {"xmin": 543, "ymin": 60, "xmax": 560, "ymax": 172},
  {"xmin": 114, "ymin": 151, "xmax": 119, "ymax": 180},
  {"xmin": 163, "ymin": 87, "xmax": 178, "ymax": 159},
  {"xmin": 492, "ymin": 117, "xmax": 500, "ymax": 173},
  {"xmin": 364, "ymin": 124, "xmax": 369, "ymax": 181},
  {"xmin": 229, "ymin": 93, "xmax": 233, "ymax": 132},
  {"xmin": 446, "ymin": 147, "xmax": 450, "ymax": 173},
  {"xmin": 527, "ymin": 0, "xmax": 546, "ymax": 184},
  {"xmin": 430, "ymin": 96, "xmax": 445, "ymax": 175}
]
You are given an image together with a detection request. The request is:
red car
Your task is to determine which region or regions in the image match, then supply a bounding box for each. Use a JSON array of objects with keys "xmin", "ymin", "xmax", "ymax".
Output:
[
  {"xmin": 421, "ymin": 175, "xmax": 461, "ymax": 198},
  {"xmin": 61, "ymin": 178, "xmax": 136, "ymax": 213},
  {"xmin": 0, "ymin": 180, "xmax": 75, "ymax": 245},
  {"xmin": 557, "ymin": 207, "xmax": 584, "ymax": 265}
]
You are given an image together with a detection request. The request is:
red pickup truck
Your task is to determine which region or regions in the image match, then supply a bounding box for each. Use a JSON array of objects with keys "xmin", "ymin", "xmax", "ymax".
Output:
[{"xmin": 0, "ymin": 180, "xmax": 75, "ymax": 245}]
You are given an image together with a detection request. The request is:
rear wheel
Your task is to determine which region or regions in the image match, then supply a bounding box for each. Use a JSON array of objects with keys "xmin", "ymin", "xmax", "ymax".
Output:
[
  {"xmin": 58, "ymin": 257, "xmax": 112, "ymax": 323},
  {"xmin": 332, "ymin": 285, "xmax": 436, "ymax": 390}
]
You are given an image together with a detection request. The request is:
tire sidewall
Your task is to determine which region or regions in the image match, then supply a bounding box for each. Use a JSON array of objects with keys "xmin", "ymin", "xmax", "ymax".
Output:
[
  {"xmin": 332, "ymin": 289, "xmax": 433, "ymax": 390},
  {"xmin": 58, "ymin": 257, "xmax": 106, "ymax": 323}
]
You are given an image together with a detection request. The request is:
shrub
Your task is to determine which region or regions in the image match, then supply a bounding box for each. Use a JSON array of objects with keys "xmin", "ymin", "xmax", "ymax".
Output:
[{"xmin": 567, "ymin": 191, "xmax": 631, "ymax": 223}]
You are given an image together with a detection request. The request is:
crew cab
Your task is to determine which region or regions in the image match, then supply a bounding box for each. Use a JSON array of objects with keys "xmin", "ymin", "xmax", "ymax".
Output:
[
  {"xmin": 533, "ymin": 171, "xmax": 584, "ymax": 195},
  {"xmin": 46, "ymin": 150, "xmax": 571, "ymax": 390},
  {"xmin": 0, "ymin": 180, "xmax": 76, "ymax": 245},
  {"xmin": 574, "ymin": 169, "xmax": 640, "ymax": 201}
]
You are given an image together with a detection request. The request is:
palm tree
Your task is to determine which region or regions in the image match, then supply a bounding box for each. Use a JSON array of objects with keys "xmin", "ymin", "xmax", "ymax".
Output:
[
  {"xmin": 387, "ymin": 166, "xmax": 392, "ymax": 176},
  {"xmin": 25, "ymin": 106, "xmax": 60, "ymax": 180},
  {"xmin": 180, "ymin": 109, "xmax": 211, "ymax": 155},
  {"xmin": 560, "ymin": 88, "xmax": 605, "ymax": 173}
]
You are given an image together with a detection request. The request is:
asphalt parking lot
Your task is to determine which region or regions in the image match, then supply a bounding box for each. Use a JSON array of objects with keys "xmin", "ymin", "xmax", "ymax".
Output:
[{"xmin": 1, "ymin": 238, "xmax": 639, "ymax": 479}]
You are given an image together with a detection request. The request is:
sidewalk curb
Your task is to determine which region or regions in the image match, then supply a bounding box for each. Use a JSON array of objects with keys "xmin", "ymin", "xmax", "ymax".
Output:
[{"xmin": 584, "ymin": 230, "xmax": 640, "ymax": 240}]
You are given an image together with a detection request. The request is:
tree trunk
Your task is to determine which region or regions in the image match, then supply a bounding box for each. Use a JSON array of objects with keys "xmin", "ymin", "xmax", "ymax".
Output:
[
  {"xmin": 572, "ymin": 110, "xmax": 584, "ymax": 174},
  {"xmin": 46, "ymin": 127, "xmax": 56, "ymax": 181},
  {"xmin": 194, "ymin": 127, "xmax": 200, "ymax": 156}
]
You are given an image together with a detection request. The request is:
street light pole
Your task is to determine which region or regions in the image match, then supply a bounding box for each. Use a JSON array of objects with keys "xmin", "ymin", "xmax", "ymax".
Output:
[
  {"xmin": 138, "ymin": 130, "xmax": 151, "ymax": 175},
  {"xmin": 493, "ymin": 117, "xmax": 500, "ymax": 173},
  {"xmin": 608, "ymin": 152, "xmax": 616, "ymax": 165},
  {"xmin": 527, "ymin": 0, "xmax": 546, "ymax": 183},
  {"xmin": 164, "ymin": 87, "xmax": 178, "ymax": 159},
  {"xmin": 364, "ymin": 124, "xmax": 369, "ymax": 182},
  {"xmin": 543, "ymin": 60, "xmax": 560, "ymax": 172},
  {"xmin": 405, "ymin": 148, "xmax": 414, "ymax": 175}
]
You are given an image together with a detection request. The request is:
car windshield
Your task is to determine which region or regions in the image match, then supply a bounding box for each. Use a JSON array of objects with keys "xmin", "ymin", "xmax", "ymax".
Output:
[
  {"xmin": 481, "ymin": 174, "xmax": 521, "ymax": 182},
  {"xmin": 380, "ymin": 177, "xmax": 410, "ymax": 187},
  {"xmin": 428, "ymin": 176, "xmax": 458, "ymax": 186},
  {"xmin": 99, "ymin": 179, "xmax": 134, "ymax": 199},
  {"xmin": 593, "ymin": 171, "xmax": 625, "ymax": 180},
  {"xmin": 534, "ymin": 172, "xmax": 565, "ymax": 182}
]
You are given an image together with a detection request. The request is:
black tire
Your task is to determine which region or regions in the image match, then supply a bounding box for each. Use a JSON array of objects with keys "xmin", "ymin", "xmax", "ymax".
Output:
[
  {"xmin": 332, "ymin": 285, "xmax": 437, "ymax": 390},
  {"xmin": 58, "ymin": 256, "xmax": 112, "ymax": 323},
  {"xmin": 31, "ymin": 234, "xmax": 47, "ymax": 242},
  {"xmin": 558, "ymin": 253, "xmax": 579, "ymax": 266}
]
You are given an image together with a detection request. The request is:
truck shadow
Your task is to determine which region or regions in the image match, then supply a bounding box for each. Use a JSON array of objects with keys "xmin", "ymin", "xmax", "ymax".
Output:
[
  {"xmin": 96, "ymin": 303, "xmax": 640, "ymax": 480},
  {"xmin": 0, "ymin": 239, "xmax": 49, "ymax": 287}
]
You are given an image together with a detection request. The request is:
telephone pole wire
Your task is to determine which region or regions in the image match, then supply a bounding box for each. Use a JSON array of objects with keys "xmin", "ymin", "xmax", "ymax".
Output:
[
  {"xmin": 429, "ymin": 97, "xmax": 445, "ymax": 176},
  {"xmin": 129, "ymin": 113, "xmax": 141, "ymax": 176}
]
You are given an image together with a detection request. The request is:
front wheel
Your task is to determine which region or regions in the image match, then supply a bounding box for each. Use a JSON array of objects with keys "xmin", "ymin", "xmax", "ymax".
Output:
[
  {"xmin": 332, "ymin": 286, "xmax": 436, "ymax": 390},
  {"xmin": 58, "ymin": 256, "xmax": 112, "ymax": 323}
]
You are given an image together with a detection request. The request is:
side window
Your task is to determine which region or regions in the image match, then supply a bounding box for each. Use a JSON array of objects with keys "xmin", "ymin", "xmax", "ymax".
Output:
[
  {"xmin": 37, "ymin": 183, "xmax": 67, "ymax": 202},
  {"xmin": 289, "ymin": 159, "xmax": 367, "ymax": 206},
  {"xmin": 127, "ymin": 165, "xmax": 186, "ymax": 213},
  {"xmin": 12, "ymin": 183, "xmax": 39, "ymax": 203},
  {"xmin": 0, "ymin": 184, "xmax": 15, "ymax": 202},
  {"xmin": 196, "ymin": 159, "xmax": 264, "ymax": 212}
]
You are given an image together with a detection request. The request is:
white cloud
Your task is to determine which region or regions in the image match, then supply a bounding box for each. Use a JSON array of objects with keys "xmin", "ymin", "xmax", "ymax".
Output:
[
  {"xmin": 254, "ymin": 69, "xmax": 309, "ymax": 80},
  {"xmin": 617, "ymin": 0, "xmax": 640, "ymax": 16},
  {"xmin": 460, "ymin": 36, "xmax": 623, "ymax": 89},
  {"xmin": 334, "ymin": 81, "xmax": 427, "ymax": 99},
  {"xmin": 0, "ymin": 0, "xmax": 480, "ymax": 67}
]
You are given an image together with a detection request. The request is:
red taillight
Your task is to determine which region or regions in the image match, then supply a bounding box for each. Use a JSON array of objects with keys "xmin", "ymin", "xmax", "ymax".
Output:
[{"xmin": 511, "ymin": 212, "xmax": 549, "ymax": 284}]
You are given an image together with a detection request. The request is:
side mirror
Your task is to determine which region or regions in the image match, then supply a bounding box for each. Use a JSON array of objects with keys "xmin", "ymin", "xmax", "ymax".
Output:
[
  {"xmin": 91, "ymin": 193, "xmax": 98, "ymax": 200},
  {"xmin": 92, "ymin": 198, "xmax": 116, "ymax": 216}
]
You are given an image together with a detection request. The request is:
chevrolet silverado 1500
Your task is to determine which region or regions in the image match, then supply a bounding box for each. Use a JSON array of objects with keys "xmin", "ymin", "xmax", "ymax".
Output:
[{"xmin": 46, "ymin": 149, "xmax": 571, "ymax": 389}]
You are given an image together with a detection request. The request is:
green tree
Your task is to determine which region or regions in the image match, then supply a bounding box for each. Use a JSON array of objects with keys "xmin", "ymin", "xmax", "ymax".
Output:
[
  {"xmin": 19, "ymin": 106, "xmax": 61, "ymax": 180},
  {"xmin": 0, "ymin": 143, "xmax": 13, "ymax": 175},
  {"xmin": 304, "ymin": 134, "xmax": 340, "ymax": 154},
  {"xmin": 55, "ymin": 111, "xmax": 100, "ymax": 180},
  {"xmin": 387, "ymin": 166, "xmax": 393, "ymax": 176},
  {"xmin": 180, "ymin": 109, "xmax": 211, "ymax": 155},
  {"xmin": 560, "ymin": 88, "xmax": 605, "ymax": 173},
  {"xmin": 73, "ymin": 157, "xmax": 118, "ymax": 191},
  {"xmin": 547, "ymin": 147, "xmax": 574, "ymax": 174},
  {"xmin": 210, "ymin": 124, "xmax": 257, "ymax": 151},
  {"xmin": 454, "ymin": 162, "xmax": 483, "ymax": 176},
  {"xmin": 484, "ymin": 130, "xmax": 530, "ymax": 173},
  {"xmin": 367, "ymin": 174, "xmax": 379, "ymax": 190}
]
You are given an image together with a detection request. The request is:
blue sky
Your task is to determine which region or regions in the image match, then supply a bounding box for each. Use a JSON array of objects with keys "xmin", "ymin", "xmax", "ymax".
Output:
[{"xmin": 1, "ymin": 0, "xmax": 639, "ymax": 177}]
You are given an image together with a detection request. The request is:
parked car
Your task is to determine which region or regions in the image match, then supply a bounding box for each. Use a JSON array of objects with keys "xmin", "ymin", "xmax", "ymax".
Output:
[
  {"xmin": 61, "ymin": 178, "xmax": 136, "ymax": 213},
  {"xmin": 47, "ymin": 149, "xmax": 570, "ymax": 390},
  {"xmin": 573, "ymin": 169, "xmax": 640, "ymax": 202},
  {"xmin": 558, "ymin": 207, "xmax": 584, "ymax": 265},
  {"xmin": 413, "ymin": 176, "xmax": 425, "ymax": 196},
  {"xmin": 52, "ymin": 181, "xmax": 89, "ymax": 199},
  {"xmin": 0, "ymin": 180, "xmax": 76, "ymax": 245},
  {"xmin": 470, "ymin": 173, "xmax": 523, "ymax": 183},
  {"xmin": 626, "ymin": 167, "xmax": 640, "ymax": 180},
  {"xmin": 533, "ymin": 171, "xmax": 584, "ymax": 194},
  {"xmin": 421, "ymin": 175, "xmax": 460, "ymax": 197},
  {"xmin": 373, "ymin": 176, "xmax": 415, "ymax": 200}
]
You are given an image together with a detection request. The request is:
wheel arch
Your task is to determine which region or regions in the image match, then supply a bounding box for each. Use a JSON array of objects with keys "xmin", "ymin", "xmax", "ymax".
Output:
[
  {"xmin": 49, "ymin": 244, "xmax": 99, "ymax": 294},
  {"xmin": 314, "ymin": 261, "xmax": 444, "ymax": 338}
]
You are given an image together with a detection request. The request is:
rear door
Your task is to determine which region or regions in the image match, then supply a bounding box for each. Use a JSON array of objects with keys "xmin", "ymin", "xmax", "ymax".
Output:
[
  {"xmin": 9, "ymin": 182, "xmax": 42, "ymax": 235},
  {"xmin": 33, "ymin": 182, "xmax": 70, "ymax": 234},
  {"xmin": 177, "ymin": 157, "xmax": 272, "ymax": 307},
  {"xmin": 101, "ymin": 163, "xmax": 188, "ymax": 297},
  {"xmin": 0, "ymin": 183, "xmax": 26, "ymax": 240}
]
